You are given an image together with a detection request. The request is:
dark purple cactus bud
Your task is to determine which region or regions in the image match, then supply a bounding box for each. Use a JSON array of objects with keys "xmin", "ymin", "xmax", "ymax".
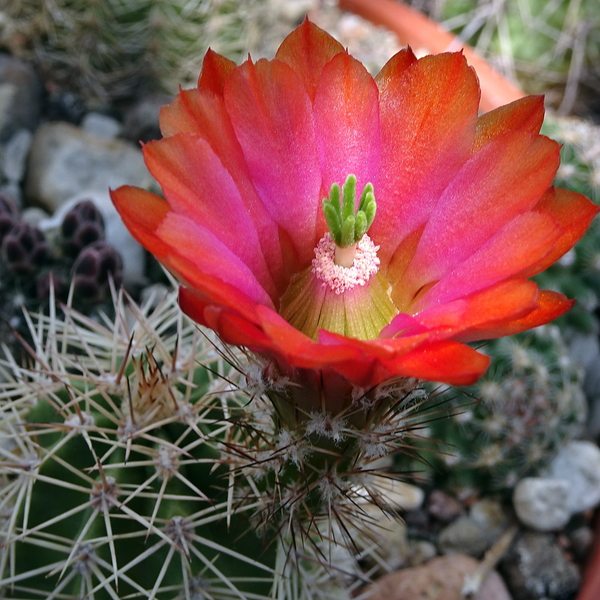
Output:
[
  {"xmin": 1, "ymin": 222, "xmax": 49, "ymax": 276},
  {"xmin": 71, "ymin": 241, "xmax": 123, "ymax": 303},
  {"xmin": 0, "ymin": 194, "xmax": 20, "ymax": 244},
  {"xmin": 61, "ymin": 200, "xmax": 105, "ymax": 256}
]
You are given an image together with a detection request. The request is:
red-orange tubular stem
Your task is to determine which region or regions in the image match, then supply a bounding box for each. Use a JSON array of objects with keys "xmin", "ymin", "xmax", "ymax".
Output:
[{"xmin": 337, "ymin": 0, "xmax": 525, "ymax": 113}]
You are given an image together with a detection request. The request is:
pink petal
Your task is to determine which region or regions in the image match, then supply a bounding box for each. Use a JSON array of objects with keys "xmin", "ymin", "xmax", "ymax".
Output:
[
  {"xmin": 379, "ymin": 340, "xmax": 490, "ymax": 386},
  {"xmin": 224, "ymin": 58, "xmax": 322, "ymax": 268},
  {"xmin": 416, "ymin": 211, "xmax": 561, "ymax": 309},
  {"xmin": 372, "ymin": 52, "xmax": 480, "ymax": 266},
  {"xmin": 455, "ymin": 290, "xmax": 574, "ymax": 342},
  {"xmin": 158, "ymin": 212, "xmax": 274, "ymax": 308},
  {"xmin": 398, "ymin": 131, "xmax": 560, "ymax": 304},
  {"xmin": 143, "ymin": 134, "xmax": 277, "ymax": 298},
  {"xmin": 518, "ymin": 186, "xmax": 600, "ymax": 278},
  {"xmin": 383, "ymin": 279, "xmax": 540, "ymax": 339},
  {"xmin": 313, "ymin": 52, "xmax": 381, "ymax": 195},
  {"xmin": 374, "ymin": 47, "xmax": 417, "ymax": 92},
  {"xmin": 160, "ymin": 89, "xmax": 288, "ymax": 294}
]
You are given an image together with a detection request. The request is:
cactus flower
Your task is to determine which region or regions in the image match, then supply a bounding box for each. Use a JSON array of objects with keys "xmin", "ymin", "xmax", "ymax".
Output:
[{"xmin": 112, "ymin": 20, "xmax": 597, "ymax": 391}]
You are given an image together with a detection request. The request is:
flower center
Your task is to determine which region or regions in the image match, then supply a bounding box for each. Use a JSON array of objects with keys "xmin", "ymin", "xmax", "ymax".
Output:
[
  {"xmin": 312, "ymin": 232, "xmax": 380, "ymax": 294},
  {"xmin": 279, "ymin": 175, "xmax": 397, "ymax": 340}
]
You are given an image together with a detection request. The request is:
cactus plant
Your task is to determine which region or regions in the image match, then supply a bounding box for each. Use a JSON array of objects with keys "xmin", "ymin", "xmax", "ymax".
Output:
[
  {"xmin": 0, "ymin": 0, "xmax": 315, "ymax": 105},
  {"xmin": 403, "ymin": 325, "xmax": 587, "ymax": 495},
  {"xmin": 0, "ymin": 280, "xmax": 439, "ymax": 598}
]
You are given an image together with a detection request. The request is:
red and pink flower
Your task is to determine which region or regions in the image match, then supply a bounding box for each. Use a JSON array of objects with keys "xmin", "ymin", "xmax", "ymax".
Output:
[{"xmin": 112, "ymin": 20, "xmax": 597, "ymax": 392}]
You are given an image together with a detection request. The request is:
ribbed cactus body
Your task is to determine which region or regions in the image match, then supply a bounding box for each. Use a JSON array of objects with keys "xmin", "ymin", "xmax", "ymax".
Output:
[
  {"xmin": 407, "ymin": 326, "xmax": 586, "ymax": 495},
  {"xmin": 0, "ymin": 0, "xmax": 303, "ymax": 104},
  {"xmin": 0, "ymin": 283, "xmax": 429, "ymax": 598}
]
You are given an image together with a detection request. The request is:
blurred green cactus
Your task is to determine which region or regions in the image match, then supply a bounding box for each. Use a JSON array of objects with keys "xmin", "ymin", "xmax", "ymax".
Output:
[
  {"xmin": 403, "ymin": 325, "xmax": 586, "ymax": 495},
  {"xmin": 0, "ymin": 0, "xmax": 310, "ymax": 105}
]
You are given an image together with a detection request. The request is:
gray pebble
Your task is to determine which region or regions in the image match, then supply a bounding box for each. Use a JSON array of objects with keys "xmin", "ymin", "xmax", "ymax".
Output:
[
  {"xmin": 81, "ymin": 112, "xmax": 123, "ymax": 140},
  {"xmin": 0, "ymin": 55, "xmax": 42, "ymax": 142},
  {"xmin": 438, "ymin": 499, "xmax": 508, "ymax": 558},
  {"xmin": 501, "ymin": 533, "xmax": 580, "ymax": 600},
  {"xmin": 2, "ymin": 128, "xmax": 32, "ymax": 183}
]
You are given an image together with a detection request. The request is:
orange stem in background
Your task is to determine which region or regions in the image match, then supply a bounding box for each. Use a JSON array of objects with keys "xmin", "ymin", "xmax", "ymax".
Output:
[{"xmin": 337, "ymin": 0, "xmax": 525, "ymax": 113}]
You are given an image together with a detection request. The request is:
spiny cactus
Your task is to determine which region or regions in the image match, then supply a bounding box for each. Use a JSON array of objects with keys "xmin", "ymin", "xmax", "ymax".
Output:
[
  {"xmin": 0, "ymin": 280, "xmax": 438, "ymax": 599},
  {"xmin": 0, "ymin": 0, "xmax": 313, "ymax": 105},
  {"xmin": 406, "ymin": 325, "xmax": 586, "ymax": 495}
]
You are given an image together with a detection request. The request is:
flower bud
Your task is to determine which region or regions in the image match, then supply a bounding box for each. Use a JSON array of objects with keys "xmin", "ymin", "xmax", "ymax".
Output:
[
  {"xmin": 71, "ymin": 241, "xmax": 123, "ymax": 303},
  {"xmin": 61, "ymin": 200, "xmax": 105, "ymax": 256},
  {"xmin": 1, "ymin": 222, "xmax": 49, "ymax": 276}
]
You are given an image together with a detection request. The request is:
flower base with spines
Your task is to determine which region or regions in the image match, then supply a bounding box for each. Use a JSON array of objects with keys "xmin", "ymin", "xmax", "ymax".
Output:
[{"xmin": 0, "ymin": 283, "xmax": 435, "ymax": 599}]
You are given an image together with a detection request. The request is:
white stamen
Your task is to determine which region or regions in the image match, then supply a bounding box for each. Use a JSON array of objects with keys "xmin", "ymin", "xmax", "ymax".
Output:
[{"xmin": 311, "ymin": 233, "xmax": 379, "ymax": 294}]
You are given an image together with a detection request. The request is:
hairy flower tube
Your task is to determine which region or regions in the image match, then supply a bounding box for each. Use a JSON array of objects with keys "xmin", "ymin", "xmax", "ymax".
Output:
[{"xmin": 112, "ymin": 20, "xmax": 597, "ymax": 398}]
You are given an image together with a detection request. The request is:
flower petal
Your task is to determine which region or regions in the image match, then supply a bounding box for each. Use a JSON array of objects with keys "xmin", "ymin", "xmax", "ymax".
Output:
[
  {"xmin": 397, "ymin": 131, "xmax": 560, "ymax": 305},
  {"xmin": 160, "ymin": 89, "xmax": 288, "ymax": 294},
  {"xmin": 417, "ymin": 211, "xmax": 561, "ymax": 309},
  {"xmin": 375, "ymin": 47, "xmax": 417, "ymax": 92},
  {"xmin": 383, "ymin": 279, "xmax": 540, "ymax": 339},
  {"xmin": 379, "ymin": 340, "xmax": 490, "ymax": 386},
  {"xmin": 197, "ymin": 49, "xmax": 236, "ymax": 96},
  {"xmin": 143, "ymin": 134, "xmax": 277, "ymax": 298},
  {"xmin": 179, "ymin": 286, "xmax": 263, "ymax": 336},
  {"xmin": 314, "ymin": 52, "xmax": 381, "ymax": 195},
  {"xmin": 157, "ymin": 212, "xmax": 274, "ymax": 308},
  {"xmin": 373, "ymin": 52, "xmax": 480, "ymax": 265},
  {"xmin": 111, "ymin": 186, "xmax": 171, "ymax": 256},
  {"xmin": 517, "ymin": 186, "xmax": 600, "ymax": 278},
  {"xmin": 225, "ymin": 57, "xmax": 322, "ymax": 268},
  {"xmin": 112, "ymin": 185, "xmax": 269, "ymax": 318},
  {"xmin": 275, "ymin": 19, "xmax": 345, "ymax": 100},
  {"xmin": 455, "ymin": 290, "xmax": 574, "ymax": 342},
  {"xmin": 473, "ymin": 95, "xmax": 545, "ymax": 153}
]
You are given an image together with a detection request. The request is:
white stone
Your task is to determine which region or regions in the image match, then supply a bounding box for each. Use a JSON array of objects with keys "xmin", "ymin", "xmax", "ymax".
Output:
[
  {"xmin": 513, "ymin": 477, "xmax": 571, "ymax": 531},
  {"xmin": 26, "ymin": 122, "xmax": 153, "ymax": 213},
  {"xmin": 547, "ymin": 440, "xmax": 600, "ymax": 514},
  {"xmin": 81, "ymin": 112, "xmax": 123, "ymax": 140}
]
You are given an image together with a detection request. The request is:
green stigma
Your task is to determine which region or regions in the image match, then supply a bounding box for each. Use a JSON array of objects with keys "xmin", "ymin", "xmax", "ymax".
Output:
[{"xmin": 322, "ymin": 175, "xmax": 377, "ymax": 248}]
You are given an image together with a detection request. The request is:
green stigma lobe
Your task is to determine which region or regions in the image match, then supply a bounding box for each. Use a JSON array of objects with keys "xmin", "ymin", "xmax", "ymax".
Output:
[{"xmin": 322, "ymin": 175, "xmax": 377, "ymax": 248}]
